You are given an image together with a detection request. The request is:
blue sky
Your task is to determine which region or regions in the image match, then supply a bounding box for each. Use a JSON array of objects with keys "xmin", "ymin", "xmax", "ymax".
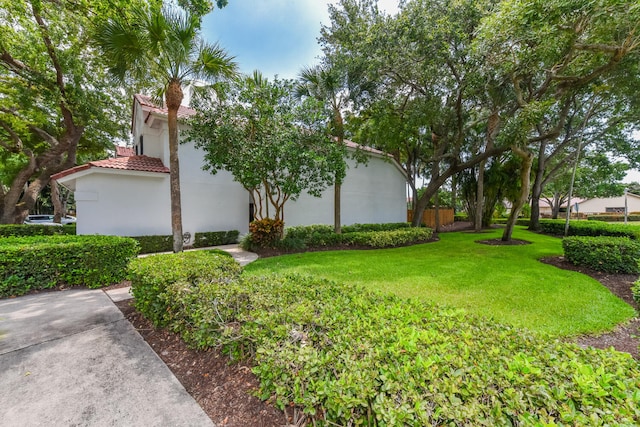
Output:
[{"xmin": 200, "ymin": 0, "xmax": 399, "ymax": 80}]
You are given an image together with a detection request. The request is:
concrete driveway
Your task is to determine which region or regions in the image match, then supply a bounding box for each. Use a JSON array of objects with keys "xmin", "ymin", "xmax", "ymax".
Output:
[{"xmin": 0, "ymin": 288, "xmax": 213, "ymax": 426}]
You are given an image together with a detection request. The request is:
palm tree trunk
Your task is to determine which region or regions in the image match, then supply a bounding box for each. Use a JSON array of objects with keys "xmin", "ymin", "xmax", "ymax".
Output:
[{"xmin": 166, "ymin": 80, "xmax": 184, "ymax": 253}]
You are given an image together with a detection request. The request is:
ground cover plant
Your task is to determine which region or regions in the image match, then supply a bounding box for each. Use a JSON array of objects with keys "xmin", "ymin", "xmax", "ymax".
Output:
[
  {"xmin": 245, "ymin": 227, "xmax": 635, "ymax": 336},
  {"xmin": 129, "ymin": 252, "xmax": 640, "ymax": 425}
]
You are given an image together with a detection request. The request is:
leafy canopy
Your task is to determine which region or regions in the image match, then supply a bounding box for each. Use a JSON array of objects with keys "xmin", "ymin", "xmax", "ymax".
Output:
[{"xmin": 186, "ymin": 73, "xmax": 346, "ymax": 222}]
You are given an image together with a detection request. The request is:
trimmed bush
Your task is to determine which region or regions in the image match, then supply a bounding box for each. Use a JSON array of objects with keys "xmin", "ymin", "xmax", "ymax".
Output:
[
  {"xmin": 563, "ymin": 236, "xmax": 640, "ymax": 274},
  {"xmin": 193, "ymin": 230, "xmax": 240, "ymax": 248},
  {"xmin": 141, "ymin": 267, "xmax": 640, "ymax": 425},
  {"xmin": 0, "ymin": 235, "xmax": 139, "ymax": 297},
  {"xmin": 249, "ymin": 218, "xmax": 284, "ymax": 248},
  {"xmin": 0, "ymin": 224, "xmax": 75, "ymax": 237},
  {"xmin": 342, "ymin": 228, "xmax": 433, "ymax": 248},
  {"xmin": 128, "ymin": 250, "xmax": 241, "ymax": 326},
  {"xmin": 278, "ymin": 227, "xmax": 433, "ymax": 250},
  {"xmin": 131, "ymin": 235, "xmax": 173, "ymax": 254},
  {"xmin": 588, "ymin": 214, "xmax": 640, "ymax": 222},
  {"xmin": 341, "ymin": 222, "xmax": 410, "ymax": 233},
  {"xmin": 284, "ymin": 224, "xmax": 334, "ymax": 241},
  {"xmin": 536, "ymin": 219, "xmax": 640, "ymax": 239}
]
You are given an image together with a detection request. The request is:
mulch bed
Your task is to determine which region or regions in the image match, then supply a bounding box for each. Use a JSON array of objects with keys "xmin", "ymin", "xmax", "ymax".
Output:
[
  {"xmin": 111, "ymin": 226, "xmax": 639, "ymax": 425},
  {"xmin": 115, "ymin": 299, "xmax": 289, "ymax": 427},
  {"xmin": 540, "ymin": 256, "xmax": 640, "ymax": 359}
]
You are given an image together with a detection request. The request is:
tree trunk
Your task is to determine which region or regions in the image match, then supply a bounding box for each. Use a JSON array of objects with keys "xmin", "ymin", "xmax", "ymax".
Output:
[
  {"xmin": 551, "ymin": 193, "xmax": 562, "ymax": 219},
  {"xmin": 451, "ymin": 174, "xmax": 457, "ymax": 215},
  {"xmin": 475, "ymin": 162, "xmax": 485, "ymax": 232},
  {"xmin": 166, "ymin": 80, "xmax": 184, "ymax": 253},
  {"xmin": 434, "ymin": 191, "xmax": 440, "ymax": 232},
  {"xmin": 528, "ymin": 151, "xmax": 546, "ymax": 231},
  {"xmin": 51, "ymin": 180, "xmax": 63, "ymax": 223},
  {"xmin": 502, "ymin": 147, "xmax": 534, "ymax": 241},
  {"xmin": 334, "ymin": 181, "xmax": 341, "ymax": 234},
  {"xmin": 333, "ymin": 107, "xmax": 344, "ymax": 234},
  {"xmin": 1, "ymin": 158, "xmax": 37, "ymax": 223}
]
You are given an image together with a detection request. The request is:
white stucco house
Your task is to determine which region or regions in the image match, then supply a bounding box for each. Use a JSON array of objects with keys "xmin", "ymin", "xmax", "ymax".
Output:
[
  {"xmin": 575, "ymin": 193, "xmax": 640, "ymax": 215},
  {"xmin": 52, "ymin": 95, "xmax": 407, "ymax": 241}
]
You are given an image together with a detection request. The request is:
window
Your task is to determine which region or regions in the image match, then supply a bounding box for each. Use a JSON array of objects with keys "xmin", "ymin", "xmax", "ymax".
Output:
[
  {"xmin": 605, "ymin": 207, "xmax": 625, "ymax": 213},
  {"xmin": 139, "ymin": 135, "xmax": 144, "ymax": 155}
]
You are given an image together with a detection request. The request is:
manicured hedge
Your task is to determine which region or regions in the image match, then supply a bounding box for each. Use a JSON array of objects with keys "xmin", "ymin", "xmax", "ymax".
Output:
[
  {"xmin": 562, "ymin": 236, "xmax": 640, "ymax": 274},
  {"xmin": 193, "ymin": 230, "xmax": 240, "ymax": 248},
  {"xmin": 284, "ymin": 224, "xmax": 335, "ymax": 240},
  {"xmin": 0, "ymin": 235, "xmax": 139, "ymax": 297},
  {"xmin": 133, "ymin": 252, "xmax": 640, "ymax": 425},
  {"xmin": 284, "ymin": 223, "xmax": 412, "ymax": 241},
  {"xmin": 131, "ymin": 235, "xmax": 173, "ymax": 254},
  {"xmin": 534, "ymin": 219, "xmax": 640, "ymax": 239},
  {"xmin": 278, "ymin": 223, "xmax": 430, "ymax": 250},
  {"xmin": 0, "ymin": 224, "xmax": 76, "ymax": 237},
  {"xmin": 341, "ymin": 222, "xmax": 411, "ymax": 233},
  {"xmin": 279, "ymin": 227, "xmax": 433, "ymax": 249},
  {"xmin": 128, "ymin": 250, "xmax": 241, "ymax": 326},
  {"xmin": 588, "ymin": 214, "xmax": 640, "ymax": 222}
]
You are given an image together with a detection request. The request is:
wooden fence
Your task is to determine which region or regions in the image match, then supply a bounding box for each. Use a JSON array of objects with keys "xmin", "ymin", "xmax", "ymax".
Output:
[{"xmin": 407, "ymin": 208, "xmax": 455, "ymax": 228}]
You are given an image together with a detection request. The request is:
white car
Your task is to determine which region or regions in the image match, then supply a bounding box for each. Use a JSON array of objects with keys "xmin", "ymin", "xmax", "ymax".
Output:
[{"xmin": 25, "ymin": 215, "xmax": 76, "ymax": 225}]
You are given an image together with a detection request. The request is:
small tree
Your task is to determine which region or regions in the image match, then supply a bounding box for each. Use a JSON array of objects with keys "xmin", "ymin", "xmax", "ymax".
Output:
[{"xmin": 187, "ymin": 73, "xmax": 345, "ymax": 225}]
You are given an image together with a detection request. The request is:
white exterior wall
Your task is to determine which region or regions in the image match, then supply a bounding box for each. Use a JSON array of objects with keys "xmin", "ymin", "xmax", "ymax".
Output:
[
  {"xmin": 178, "ymin": 138, "xmax": 250, "ymax": 235},
  {"xmin": 69, "ymin": 98, "xmax": 407, "ymax": 238},
  {"xmin": 577, "ymin": 195, "xmax": 640, "ymax": 214},
  {"xmin": 75, "ymin": 172, "xmax": 170, "ymax": 236},
  {"xmin": 284, "ymin": 155, "xmax": 407, "ymax": 227}
]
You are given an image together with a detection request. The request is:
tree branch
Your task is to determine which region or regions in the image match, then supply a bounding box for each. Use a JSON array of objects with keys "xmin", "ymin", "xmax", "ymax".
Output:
[{"xmin": 0, "ymin": 119, "xmax": 23, "ymax": 151}]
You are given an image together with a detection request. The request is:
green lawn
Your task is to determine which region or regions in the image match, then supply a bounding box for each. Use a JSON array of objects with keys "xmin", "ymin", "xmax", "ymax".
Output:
[{"xmin": 244, "ymin": 227, "xmax": 636, "ymax": 337}]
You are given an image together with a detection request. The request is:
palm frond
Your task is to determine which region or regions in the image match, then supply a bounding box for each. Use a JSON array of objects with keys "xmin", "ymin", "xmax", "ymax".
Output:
[{"xmin": 195, "ymin": 42, "xmax": 238, "ymax": 81}]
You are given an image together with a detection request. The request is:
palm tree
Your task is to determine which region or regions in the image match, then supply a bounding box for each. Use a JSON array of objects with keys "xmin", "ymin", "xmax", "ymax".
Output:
[
  {"xmin": 296, "ymin": 63, "xmax": 372, "ymax": 234},
  {"xmin": 95, "ymin": 4, "xmax": 237, "ymax": 252}
]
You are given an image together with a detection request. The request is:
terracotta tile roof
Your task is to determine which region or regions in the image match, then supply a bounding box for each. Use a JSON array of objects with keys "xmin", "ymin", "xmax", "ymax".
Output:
[
  {"xmin": 134, "ymin": 94, "xmax": 196, "ymax": 119},
  {"xmin": 344, "ymin": 140, "xmax": 389, "ymax": 157},
  {"xmin": 51, "ymin": 155, "xmax": 169, "ymax": 181},
  {"xmin": 115, "ymin": 146, "xmax": 136, "ymax": 157}
]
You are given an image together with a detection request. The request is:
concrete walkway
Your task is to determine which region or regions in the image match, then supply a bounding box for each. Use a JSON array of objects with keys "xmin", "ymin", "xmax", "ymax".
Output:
[
  {"xmin": 0, "ymin": 244, "xmax": 257, "ymax": 426},
  {"xmin": 0, "ymin": 289, "xmax": 214, "ymax": 426}
]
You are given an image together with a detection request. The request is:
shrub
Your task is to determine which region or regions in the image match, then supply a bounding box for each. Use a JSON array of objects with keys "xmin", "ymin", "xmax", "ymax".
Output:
[
  {"xmin": 193, "ymin": 230, "xmax": 240, "ymax": 248},
  {"xmin": 0, "ymin": 235, "xmax": 139, "ymax": 297},
  {"xmin": 131, "ymin": 235, "xmax": 173, "ymax": 254},
  {"xmin": 341, "ymin": 222, "xmax": 410, "ymax": 233},
  {"xmin": 284, "ymin": 224, "xmax": 334, "ymax": 241},
  {"xmin": 562, "ymin": 236, "xmax": 640, "ymax": 274},
  {"xmin": 588, "ymin": 214, "xmax": 640, "ymax": 222},
  {"xmin": 342, "ymin": 228, "xmax": 433, "ymax": 248},
  {"xmin": 280, "ymin": 223, "xmax": 429, "ymax": 249},
  {"xmin": 148, "ymin": 272, "xmax": 640, "ymax": 425},
  {"xmin": 537, "ymin": 219, "xmax": 640, "ymax": 239},
  {"xmin": 249, "ymin": 218, "xmax": 284, "ymax": 248},
  {"xmin": 128, "ymin": 250, "xmax": 241, "ymax": 326},
  {"xmin": 0, "ymin": 224, "xmax": 74, "ymax": 237}
]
